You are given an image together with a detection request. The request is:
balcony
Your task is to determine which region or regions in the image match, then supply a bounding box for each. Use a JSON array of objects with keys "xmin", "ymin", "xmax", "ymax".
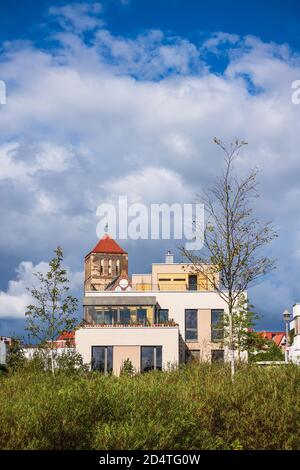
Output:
[{"xmin": 86, "ymin": 282, "xmax": 213, "ymax": 293}]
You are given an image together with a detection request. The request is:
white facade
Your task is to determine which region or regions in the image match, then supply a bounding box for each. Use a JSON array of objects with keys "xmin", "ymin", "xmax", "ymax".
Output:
[
  {"xmin": 76, "ymin": 326, "xmax": 179, "ymax": 374},
  {"xmin": 289, "ymin": 304, "xmax": 300, "ymax": 364},
  {"xmin": 75, "ymin": 290, "xmax": 235, "ymax": 372},
  {"xmin": 0, "ymin": 341, "xmax": 6, "ymax": 365},
  {"xmin": 85, "ymin": 290, "xmax": 228, "ymax": 342}
]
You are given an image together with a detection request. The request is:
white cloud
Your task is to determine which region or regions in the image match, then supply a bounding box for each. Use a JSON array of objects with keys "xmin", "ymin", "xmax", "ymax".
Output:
[
  {"xmin": 0, "ymin": 18, "xmax": 300, "ymax": 327},
  {"xmin": 101, "ymin": 166, "xmax": 194, "ymax": 204},
  {"xmin": 0, "ymin": 142, "xmax": 73, "ymax": 182},
  {"xmin": 0, "ymin": 260, "xmax": 83, "ymax": 319},
  {"xmin": 49, "ymin": 2, "xmax": 104, "ymax": 33}
]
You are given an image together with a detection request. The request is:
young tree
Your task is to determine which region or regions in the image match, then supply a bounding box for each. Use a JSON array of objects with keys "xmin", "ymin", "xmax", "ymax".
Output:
[
  {"xmin": 6, "ymin": 338, "xmax": 26, "ymax": 372},
  {"xmin": 216, "ymin": 294, "xmax": 260, "ymax": 362},
  {"xmin": 182, "ymin": 139, "xmax": 277, "ymax": 380},
  {"xmin": 25, "ymin": 247, "xmax": 78, "ymax": 376}
]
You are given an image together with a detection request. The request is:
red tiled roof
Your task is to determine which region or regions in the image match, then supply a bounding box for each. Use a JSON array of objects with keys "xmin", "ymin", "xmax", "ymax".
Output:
[
  {"xmin": 258, "ymin": 331, "xmax": 286, "ymax": 344},
  {"xmin": 90, "ymin": 234, "xmax": 127, "ymax": 255},
  {"xmin": 273, "ymin": 333, "xmax": 286, "ymax": 347},
  {"xmin": 57, "ymin": 331, "xmax": 75, "ymax": 341}
]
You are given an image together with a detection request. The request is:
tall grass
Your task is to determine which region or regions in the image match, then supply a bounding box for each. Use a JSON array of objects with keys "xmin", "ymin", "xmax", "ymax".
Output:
[{"xmin": 0, "ymin": 363, "xmax": 300, "ymax": 450}]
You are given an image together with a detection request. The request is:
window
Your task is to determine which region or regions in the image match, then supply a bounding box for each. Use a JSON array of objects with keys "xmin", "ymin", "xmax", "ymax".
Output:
[
  {"xmin": 92, "ymin": 346, "xmax": 113, "ymax": 373},
  {"xmin": 185, "ymin": 309, "xmax": 198, "ymax": 341},
  {"xmin": 211, "ymin": 349, "xmax": 224, "ymax": 363},
  {"xmin": 100, "ymin": 259, "xmax": 104, "ymax": 275},
  {"xmin": 116, "ymin": 259, "xmax": 120, "ymax": 275},
  {"xmin": 119, "ymin": 308, "xmax": 131, "ymax": 325},
  {"xmin": 108, "ymin": 259, "xmax": 112, "ymax": 275},
  {"xmin": 141, "ymin": 346, "xmax": 162, "ymax": 372},
  {"xmin": 186, "ymin": 349, "xmax": 200, "ymax": 362},
  {"xmin": 188, "ymin": 275, "xmax": 197, "ymax": 291},
  {"xmin": 211, "ymin": 309, "xmax": 224, "ymax": 342},
  {"xmin": 88, "ymin": 306, "xmax": 152, "ymax": 325},
  {"xmin": 156, "ymin": 309, "xmax": 169, "ymax": 324},
  {"xmin": 137, "ymin": 308, "xmax": 147, "ymax": 325}
]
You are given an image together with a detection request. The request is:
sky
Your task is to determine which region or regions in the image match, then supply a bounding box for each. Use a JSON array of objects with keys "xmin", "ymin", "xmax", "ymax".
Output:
[{"xmin": 0, "ymin": 0, "xmax": 300, "ymax": 336}]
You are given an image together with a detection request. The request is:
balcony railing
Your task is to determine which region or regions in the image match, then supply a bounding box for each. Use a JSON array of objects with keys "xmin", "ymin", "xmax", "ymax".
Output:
[
  {"xmin": 86, "ymin": 283, "xmax": 214, "ymax": 292},
  {"xmin": 80, "ymin": 321, "xmax": 179, "ymax": 328}
]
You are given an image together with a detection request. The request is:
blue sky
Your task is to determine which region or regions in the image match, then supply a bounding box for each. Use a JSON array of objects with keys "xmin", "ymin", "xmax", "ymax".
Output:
[{"xmin": 0, "ymin": 0, "xmax": 300, "ymax": 337}]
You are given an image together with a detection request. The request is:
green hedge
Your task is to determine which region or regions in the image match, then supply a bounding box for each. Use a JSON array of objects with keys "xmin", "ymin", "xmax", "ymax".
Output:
[{"xmin": 0, "ymin": 363, "xmax": 300, "ymax": 450}]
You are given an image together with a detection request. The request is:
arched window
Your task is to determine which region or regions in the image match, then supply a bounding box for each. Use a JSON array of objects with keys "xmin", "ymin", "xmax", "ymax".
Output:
[
  {"xmin": 116, "ymin": 259, "xmax": 120, "ymax": 275},
  {"xmin": 108, "ymin": 259, "xmax": 112, "ymax": 275},
  {"xmin": 100, "ymin": 259, "xmax": 104, "ymax": 275}
]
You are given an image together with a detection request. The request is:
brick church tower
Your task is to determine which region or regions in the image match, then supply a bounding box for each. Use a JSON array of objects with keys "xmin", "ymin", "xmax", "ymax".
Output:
[{"xmin": 84, "ymin": 234, "xmax": 128, "ymax": 293}]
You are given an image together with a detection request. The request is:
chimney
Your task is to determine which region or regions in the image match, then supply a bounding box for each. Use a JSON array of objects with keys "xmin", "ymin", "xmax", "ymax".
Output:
[{"xmin": 165, "ymin": 250, "xmax": 174, "ymax": 264}]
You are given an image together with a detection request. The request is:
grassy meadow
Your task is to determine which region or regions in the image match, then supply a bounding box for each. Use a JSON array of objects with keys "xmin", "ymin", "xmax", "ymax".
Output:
[{"xmin": 0, "ymin": 362, "xmax": 299, "ymax": 450}]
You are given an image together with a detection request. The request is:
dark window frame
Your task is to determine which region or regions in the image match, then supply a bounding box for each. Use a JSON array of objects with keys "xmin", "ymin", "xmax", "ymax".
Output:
[
  {"xmin": 91, "ymin": 346, "xmax": 113, "ymax": 373},
  {"xmin": 156, "ymin": 309, "xmax": 169, "ymax": 324},
  {"xmin": 211, "ymin": 349, "xmax": 224, "ymax": 363},
  {"xmin": 141, "ymin": 346, "xmax": 162, "ymax": 372},
  {"xmin": 185, "ymin": 309, "xmax": 198, "ymax": 341},
  {"xmin": 211, "ymin": 309, "xmax": 224, "ymax": 342}
]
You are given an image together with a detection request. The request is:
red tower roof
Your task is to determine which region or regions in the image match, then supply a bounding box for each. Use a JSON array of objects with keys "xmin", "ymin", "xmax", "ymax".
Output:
[{"xmin": 90, "ymin": 234, "xmax": 127, "ymax": 255}]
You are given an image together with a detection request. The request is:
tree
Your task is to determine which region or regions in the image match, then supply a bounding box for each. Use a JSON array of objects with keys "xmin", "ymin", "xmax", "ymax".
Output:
[
  {"xmin": 56, "ymin": 349, "xmax": 88, "ymax": 375},
  {"xmin": 120, "ymin": 358, "xmax": 136, "ymax": 376},
  {"xmin": 25, "ymin": 247, "xmax": 78, "ymax": 376},
  {"xmin": 250, "ymin": 340, "xmax": 284, "ymax": 362},
  {"xmin": 6, "ymin": 338, "xmax": 26, "ymax": 372},
  {"xmin": 216, "ymin": 294, "xmax": 260, "ymax": 362},
  {"xmin": 181, "ymin": 139, "xmax": 277, "ymax": 380}
]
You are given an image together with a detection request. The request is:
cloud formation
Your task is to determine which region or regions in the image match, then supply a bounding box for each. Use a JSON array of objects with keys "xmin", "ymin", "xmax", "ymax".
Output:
[{"xmin": 0, "ymin": 2, "xmax": 300, "ymax": 330}]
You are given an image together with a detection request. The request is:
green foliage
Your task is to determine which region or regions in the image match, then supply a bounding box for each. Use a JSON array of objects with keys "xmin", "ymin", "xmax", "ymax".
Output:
[
  {"xmin": 120, "ymin": 358, "xmax": 135, "ymax": 377},
  {"xmin": 0, "ymin": 363, "xmax": 300, "ymax": 450},
  {"xmin": 250, "ymin": 340, "xmax": 285, "ymax": 362},
  {"xmin": 55, "ymin": 349, "xmax": 89, "ymax": 375},
  {"xmin": 6, "ymin": 339, "xmax": 26, "ymax": 372},
  {"xmin": 217, "ymin": 295, "xmax": 261, "ymax": 360},
  {"xmin": 25, "ymin": 247, "xmax": 78, "ymax": 375}
]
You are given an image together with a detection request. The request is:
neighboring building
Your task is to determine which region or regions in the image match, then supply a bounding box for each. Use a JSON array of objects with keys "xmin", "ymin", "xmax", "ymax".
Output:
[
  {"xmin": 76, "ymin": 235, "xmax": 245, "ymax": 374},
  {"xmin": 0, "ymin": 336, "xmax": 12, "ymax": 365},
  {"xmin": 23, "ymin": 332, "xmax": 75, "ymax": 360},
  {"xmin": 289, "ymin": 304, "xmax": 300, "ymax": 364},
  {"xmin": 258, "ymin": 331, "xmax": 286, "ymax": 351}
]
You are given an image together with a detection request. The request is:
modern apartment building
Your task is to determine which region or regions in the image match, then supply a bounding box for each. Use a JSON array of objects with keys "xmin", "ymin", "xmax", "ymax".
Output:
[{"xmin": 75, "ymin": 235, "xmax": 237, "ymax": 374}]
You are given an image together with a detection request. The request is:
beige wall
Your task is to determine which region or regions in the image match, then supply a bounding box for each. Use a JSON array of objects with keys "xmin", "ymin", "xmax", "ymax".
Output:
[
  {"xmin": 75, "ymin": 326, "xmax": 179, "ymax": 373},
  {"xmin": 151, "ymin": 263, "xmax": 218, "ymax": 291},
  {"xmin": 113, "ymin": 346, "xmax": 140, "ymax": 375}
]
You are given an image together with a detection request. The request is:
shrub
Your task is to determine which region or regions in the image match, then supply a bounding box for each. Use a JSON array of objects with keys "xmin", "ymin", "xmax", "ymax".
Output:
[{"xmin": 0, "ymin": 363, "xmax": 300, "ymax": 450}]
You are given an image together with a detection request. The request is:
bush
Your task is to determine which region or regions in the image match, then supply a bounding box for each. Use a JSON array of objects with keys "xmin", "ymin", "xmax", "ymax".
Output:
[
  {"xmin": 55, "ymin": 349, "xmax": 89, "ymax": 374},
  {"xmin": 0, "ymin": 363, "xmax": 300, "ymax": 450}
]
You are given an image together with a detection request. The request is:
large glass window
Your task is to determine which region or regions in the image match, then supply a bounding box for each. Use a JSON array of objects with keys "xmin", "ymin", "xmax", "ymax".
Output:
[
  {"xmin": 91, "ymin": 346, "xmax": 113, "ymax": 373},
  {"xmin": 211, "ymin": 349, "xmax": 224, "ymax": 363},
  {"xmin": 86, "ymin": 306, "xmax": 153, "ymax": 325},
  {"xmin": 141, "ymin": 346, "xmax": 162, "ymax": 372},
  {"xmin": 188, "ymin": 275, "xmax": 198, "ymax": 291},
  {"xmin": 186, "ymin": 349, "xmax": 200, "ymax": 362},
  {"xmin": 156, "ymin": 309, "xmax": 169, "ymax": 324},
  {"xmin": 211, "ymin": 309, "xmax": 224, "ymax": 342},
  {"xmin": 185, "ymin": 309, "xmax": 198, "ymax": 341},
  {"xmin": 137, "ymin": 308, "xmax": 147, "ymax": 325},
  {"xmin": 119, "ymin": 308, "xmax": 131, "ymax": 325}
]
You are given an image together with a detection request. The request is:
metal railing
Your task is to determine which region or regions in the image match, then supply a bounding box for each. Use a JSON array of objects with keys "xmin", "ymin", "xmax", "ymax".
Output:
[{"xmin": 86, "ymin": 283, "xmax": 213, "ymax": 292}]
